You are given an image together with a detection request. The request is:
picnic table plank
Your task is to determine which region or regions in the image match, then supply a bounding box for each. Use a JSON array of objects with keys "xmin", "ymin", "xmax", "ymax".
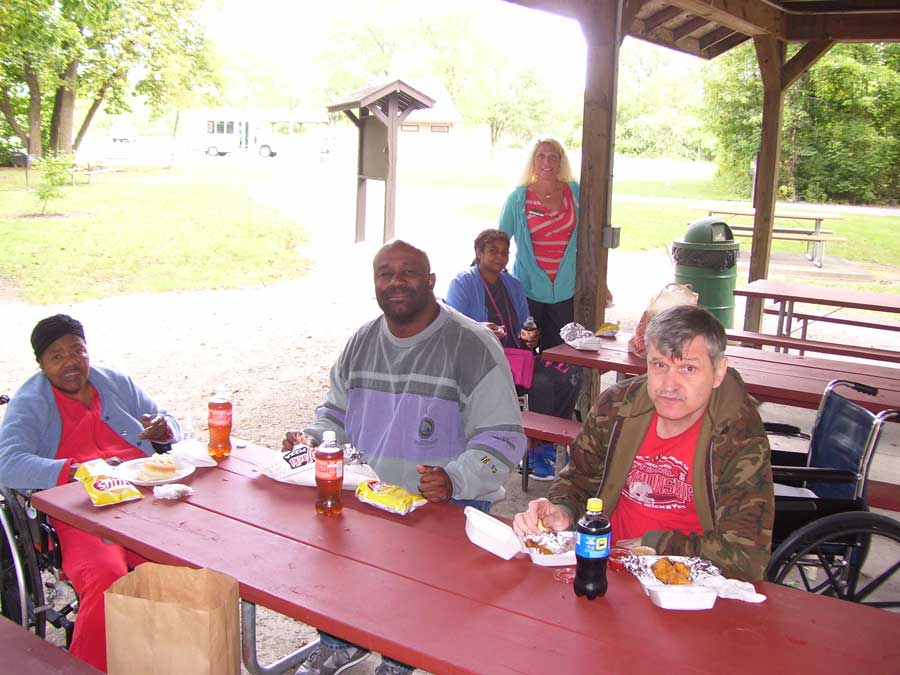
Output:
[{"xmin": 0, "ymin": 617, "xmax": 101, "ymax": 674}]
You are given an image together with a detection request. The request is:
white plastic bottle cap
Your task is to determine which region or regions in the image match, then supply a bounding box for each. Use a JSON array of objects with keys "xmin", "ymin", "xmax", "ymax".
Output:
[{"xmin": 322, "ymin": 430, "xmax": 336, "ymax": 443}]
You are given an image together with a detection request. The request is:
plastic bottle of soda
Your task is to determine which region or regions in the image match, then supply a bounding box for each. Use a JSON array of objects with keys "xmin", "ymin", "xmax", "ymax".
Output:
[
  {"xmin": 207, "ymin": 396, "xmax": 232, "ymax": 460},
  {"xmin": 315, "ymin": 430, "xmax": 344, "ymax": 516},
  {"xmin": 520, "ymin": 315, "xmax": 538, "ymax": 346},
  {"xmin": 574, "ymin": 497, "xmax": 612, "ymax": 600}
]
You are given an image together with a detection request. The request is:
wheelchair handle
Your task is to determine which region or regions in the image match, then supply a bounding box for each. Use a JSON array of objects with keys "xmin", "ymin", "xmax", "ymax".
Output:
[
  {"xmin": 849, "ymin": 383, "xmax": 878, "ymax": 397},
  {"xmin": 0, "ymin": 394, "xmax": 8, "ymax": 405}
]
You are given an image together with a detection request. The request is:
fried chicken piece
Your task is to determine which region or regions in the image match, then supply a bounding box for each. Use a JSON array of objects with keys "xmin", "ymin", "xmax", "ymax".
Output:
[{"xmin": 651, "ymin": 557, "xmax": 693, "ymax": 585}]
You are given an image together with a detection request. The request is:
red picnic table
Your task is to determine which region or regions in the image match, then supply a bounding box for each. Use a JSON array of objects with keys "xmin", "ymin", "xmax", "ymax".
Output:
[
  {"xmin": 542, "ymin": 336, "xmax": 900, "ymax": 415},
  {"xmin": 33, "ymin": 443, "xmax": 900, "ymax": 675}
]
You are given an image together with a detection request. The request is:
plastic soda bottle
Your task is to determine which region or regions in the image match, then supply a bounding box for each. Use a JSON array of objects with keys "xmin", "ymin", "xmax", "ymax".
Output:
[
  {"xmin": 207, "ymin": 397, "xmax": 232, "ymax": 460},
  {"xmin": 574, "ymin": 497, "xmax": 611, "ymax": 600},
  {"xmin": 315, "ymin": 430, "xmax": 344, "ymax": 516},
  {"xmin": 520, "ymin": 315, "xmax": 538, "ymax": 344}
]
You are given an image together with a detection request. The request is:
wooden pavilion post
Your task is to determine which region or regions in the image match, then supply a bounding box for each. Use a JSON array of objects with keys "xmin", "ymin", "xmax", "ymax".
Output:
[
  {"xmin": 744, "ymin": 36, "xmax": 833, "ymax": 331},
  {"xmin": 574, "ymin": 0, "xmax": 622, "ymax": 334}
]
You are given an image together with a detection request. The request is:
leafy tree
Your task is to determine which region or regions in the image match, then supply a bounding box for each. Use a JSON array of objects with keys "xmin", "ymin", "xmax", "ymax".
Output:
[
  {"xmin": 0, "ymin": 0, "xmax": 217, "ymax": 157},
  {"xmin": 702, "ymin": 42, "xmax": 900, "ymax": 203}
]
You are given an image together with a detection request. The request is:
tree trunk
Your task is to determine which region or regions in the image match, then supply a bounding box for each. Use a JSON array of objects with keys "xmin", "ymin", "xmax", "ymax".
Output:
[
  {"xmin": 50, "ymin": 60, "xmax": 79, "ymax": 155},
  {"xmin": 24, "ymin": 65, "xmax": 43, "ymax": 157},
  {"xmin": 74, "ymin": 82, "xmax": 109, "ymax": 152}
]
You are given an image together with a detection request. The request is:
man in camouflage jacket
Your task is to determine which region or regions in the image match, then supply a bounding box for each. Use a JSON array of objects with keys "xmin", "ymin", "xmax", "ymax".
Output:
[{"xmin": 514, "ymin": 306, "xmax": 774, "ymax": 582}]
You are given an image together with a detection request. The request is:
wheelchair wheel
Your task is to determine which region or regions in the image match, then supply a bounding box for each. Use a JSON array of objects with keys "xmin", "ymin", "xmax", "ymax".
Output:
[
  {"xmin": 766, "ymin": 511, "xmax": 900, "ymax": 610},
  {"xmin": 0, "ymin": 488, "xmax": 47, "ymax": 636}
]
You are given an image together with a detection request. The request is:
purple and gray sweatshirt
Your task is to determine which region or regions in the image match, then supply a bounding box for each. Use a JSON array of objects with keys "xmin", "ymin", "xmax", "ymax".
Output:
[{"xmin": 304, "ymin": 304, "xmax": 526, "ymax": 503}]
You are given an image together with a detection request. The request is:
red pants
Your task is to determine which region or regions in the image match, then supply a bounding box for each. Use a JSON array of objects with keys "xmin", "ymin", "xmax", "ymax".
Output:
[{"xmin": 52, "ymin": 519, "xmax": 147, "ymax": 673}]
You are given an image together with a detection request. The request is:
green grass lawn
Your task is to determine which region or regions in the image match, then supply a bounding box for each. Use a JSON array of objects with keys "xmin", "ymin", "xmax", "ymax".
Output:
[
  {"xmin": 2, "ymin": 158, "xmax": 897, "ymax": 304},
  {"xmin": 0, "ymin": 165, "xmax": 310, "ymax": 303}
]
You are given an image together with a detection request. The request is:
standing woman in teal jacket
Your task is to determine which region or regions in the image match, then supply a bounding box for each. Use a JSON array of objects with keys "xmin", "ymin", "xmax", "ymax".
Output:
[
  {"xmin": 498, "ymin": 137, "xmax": 581, "ymax": 351},
  {"xmin": 498, "ymin": 137, "xmax": 587, "ymax": 480}
]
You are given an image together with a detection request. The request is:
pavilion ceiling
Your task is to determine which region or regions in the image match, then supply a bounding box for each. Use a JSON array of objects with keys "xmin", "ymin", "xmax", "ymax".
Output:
[{"xmin": 507, "ymin": 1, "xmax": 900, "ymax": 58}]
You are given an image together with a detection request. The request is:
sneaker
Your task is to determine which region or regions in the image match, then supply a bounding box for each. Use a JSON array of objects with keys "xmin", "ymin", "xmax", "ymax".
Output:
[
  {"xmin": 528, "ymin": 452, "xmax": 555, "ymax": 481},
  {"xmin": 373, "ymin": 659, "xmax": 415, "ymax": 675},
  {"xmin": 295, "ymin": 644, "xmax": 370, "ymax": 675}
]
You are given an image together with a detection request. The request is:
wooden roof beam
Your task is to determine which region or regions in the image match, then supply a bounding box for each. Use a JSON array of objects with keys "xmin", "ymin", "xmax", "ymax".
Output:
[
  {"xmin": 786, "ymin": 12, "xmax": 900, "ymax": 42},
  {"xmin": 672, "ymin": 17, "xmax": 711, "ymax": 41},
  {"xmin": 641, "ymin": 5, "xmax": 683, "ymax": 32},
  {"xmin": 702, "ymin": 31, "xmax": 749, "ymax": 58},
  {"xmin": 668, "ymin": 0, "xmax": 784, "ymax": 37}
]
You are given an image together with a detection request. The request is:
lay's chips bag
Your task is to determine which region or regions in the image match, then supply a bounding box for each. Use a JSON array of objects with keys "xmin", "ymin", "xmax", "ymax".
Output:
[{"xmin": 75, "ymin": 459, "xmax": 143, "ymax": 507}]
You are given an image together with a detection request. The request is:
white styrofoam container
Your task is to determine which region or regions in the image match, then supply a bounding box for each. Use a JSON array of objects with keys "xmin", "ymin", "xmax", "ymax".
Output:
[
  {"xmin": 647, "ymin": 584, "xmax": 717, "ymax": 610},
  {"xmin": 464, "ymin": 507, "xmax": 577, "ymax": 565},
  {"xmin": 464, "ymin": 507, "xmax": 522, "ymax": 560}
]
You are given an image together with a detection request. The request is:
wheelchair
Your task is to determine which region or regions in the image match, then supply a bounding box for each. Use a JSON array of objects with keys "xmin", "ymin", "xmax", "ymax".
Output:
[
  {"xmin": 0, "ymin": 487, "xmax": 77, "ymax": 644},
  {"xmin": 0, "ymin": 394, "xmax": 77, "ymax": 644},
  {"xmin": 765, "ymin": 379, "xmax": 900, "ymax": 610}
]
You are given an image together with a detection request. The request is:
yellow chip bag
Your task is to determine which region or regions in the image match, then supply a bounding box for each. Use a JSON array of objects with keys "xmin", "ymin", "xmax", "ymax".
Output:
[
  {"xmin": 75, "ymin": 459, "xmax": 143, "ymax": 507},
  {"xmin": 355, "ymin": 480, "xmax": 427, "ymax": 516}
]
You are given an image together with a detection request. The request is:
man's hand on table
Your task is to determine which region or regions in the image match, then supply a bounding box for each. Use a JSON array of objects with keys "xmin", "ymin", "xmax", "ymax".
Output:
[
  {"xmin": 139, "ymin": 413, "xmax": 171, "ymax": 441},
  {"xmin": 417, "ymin": 464, "xmax": 452, "ymax": 502},
  {"xmin": 513, "ymin": 498, "xmax": 572, "ymax": 536},
  {"xmin": 282, "ymin": 430, "xmax": 313, "ymax": 452}
]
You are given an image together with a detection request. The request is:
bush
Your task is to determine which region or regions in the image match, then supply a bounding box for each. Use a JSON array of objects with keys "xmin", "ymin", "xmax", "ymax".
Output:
[{"xmin": 34, "ymin": 154, "xmax": 73, "ymax": 214}]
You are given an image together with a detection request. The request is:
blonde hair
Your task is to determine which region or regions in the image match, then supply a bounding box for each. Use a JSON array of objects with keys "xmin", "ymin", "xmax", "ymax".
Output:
[{"xmin": 517, "ymin": 136, "xmax": 576, "ymax": 187}]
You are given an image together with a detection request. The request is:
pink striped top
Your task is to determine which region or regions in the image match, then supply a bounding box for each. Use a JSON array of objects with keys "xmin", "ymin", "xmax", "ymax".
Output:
[{"xmin": 525, "ymin": 184, "xmax": 576, "ymax": 282}]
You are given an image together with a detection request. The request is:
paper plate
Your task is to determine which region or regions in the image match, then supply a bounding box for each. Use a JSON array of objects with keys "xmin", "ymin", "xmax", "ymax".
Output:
[{"xmin": 116, "ymin": 457, "xmax": 196, "ymax": 487}]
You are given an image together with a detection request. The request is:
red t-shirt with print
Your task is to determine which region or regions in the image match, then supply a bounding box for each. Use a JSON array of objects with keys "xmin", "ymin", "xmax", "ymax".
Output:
[{"xmin": 611, "ymin": 412, "xmax": 704, "ymax": 541}]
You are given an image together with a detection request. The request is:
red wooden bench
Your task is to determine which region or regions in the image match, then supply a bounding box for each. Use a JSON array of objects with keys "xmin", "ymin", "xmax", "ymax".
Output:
[
  {"xmin": 519, "ymin": 411, "xmax": 582, "ymax": 491},
  {"xmin": 868, "ymin": 480, "xmax": 900, "ymax": 513},
  {"xmin": 0, "ymin": 617, "xmax": 100, "ymax": 674}
]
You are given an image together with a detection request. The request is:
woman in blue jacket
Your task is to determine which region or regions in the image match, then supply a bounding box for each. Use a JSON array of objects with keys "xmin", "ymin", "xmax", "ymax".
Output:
[{"xmin": 446, "ymin": 229, "xmax": 582, "ymax": 481}]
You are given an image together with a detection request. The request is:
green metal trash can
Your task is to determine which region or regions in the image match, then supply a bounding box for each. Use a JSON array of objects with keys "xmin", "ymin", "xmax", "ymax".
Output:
[{"xmin": 672, "ymin": 217, "xmax": 740, "ymax": 328}]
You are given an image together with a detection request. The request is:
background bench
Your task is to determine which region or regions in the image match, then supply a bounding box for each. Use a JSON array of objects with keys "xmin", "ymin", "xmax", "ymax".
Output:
[
  {"xmin": 696, "ymin": 205, "xmax": 845, "ymax": 267},
  {"xmin": 726, "ymin": 329, "xmax": 900, "ymax": 363}
]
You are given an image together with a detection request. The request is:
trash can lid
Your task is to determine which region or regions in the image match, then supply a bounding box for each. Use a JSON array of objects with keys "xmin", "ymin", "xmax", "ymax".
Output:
[{"xmin": 674, "ymin": 217, "xmax": 739, "ymax": 251}]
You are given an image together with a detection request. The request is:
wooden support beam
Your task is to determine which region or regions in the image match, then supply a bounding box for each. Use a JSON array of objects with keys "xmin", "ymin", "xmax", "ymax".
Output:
[
  {"xmin": 383, "ymin": 95, "xmax": 399, "ymax": 242},
  {"xmin": 781, "ymin": 39, "xmax": 834, "ymax": 90},
  {"xmin": 786, "ymin": 11, "xmax": 900, "ymax": 42},
  {"xmin": 668, "ymin": 0, "xmax": 784, "ymax": 37},
  {"xmin": 620, "ymin": 0, "xmax": 648, "ymax": 42},
  {"xmin": 744, "ymin": 35, "xmax": 785, "ymax": 333},
  {"xmin": 574, "ymin": 0, "xmax": 621, "ymax": 334}
]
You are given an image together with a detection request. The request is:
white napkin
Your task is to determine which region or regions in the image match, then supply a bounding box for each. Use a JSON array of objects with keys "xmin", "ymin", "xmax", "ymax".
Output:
[
  {"xmin": 153, "ymin": 484, "xmax": 195, "ymax": 499},
  {"xmin": 697, "ymin": 575, "xmax": 767, "ymax": 603},
  {"xmin": 170, "ymin": 439, "xmax": 218, "ymax": 467}
]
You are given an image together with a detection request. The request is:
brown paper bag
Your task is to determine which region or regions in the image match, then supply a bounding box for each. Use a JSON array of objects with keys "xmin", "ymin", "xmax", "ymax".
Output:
[{"xmin": 105, "ymin": 563, "xmax": 240, "ymax": 675}]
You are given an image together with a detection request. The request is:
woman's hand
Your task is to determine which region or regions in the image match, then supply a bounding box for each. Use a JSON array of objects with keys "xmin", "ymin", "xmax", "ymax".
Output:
[
  {"xmin": 481, "ymin": 322, "xmax": 507, "ymax": 342},
  {"xmin": 139, "ymin": 413, "xmax": 171, "ymax": 441},
  {"xmin": 523, "ymin": 328, "xmax": 540, "ymax": 350}
]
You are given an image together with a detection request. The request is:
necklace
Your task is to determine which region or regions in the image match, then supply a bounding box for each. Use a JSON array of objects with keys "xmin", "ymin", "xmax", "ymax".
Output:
[{"xmin": 536, "ymin": 183, "xmax": 559, "ymax": 200}]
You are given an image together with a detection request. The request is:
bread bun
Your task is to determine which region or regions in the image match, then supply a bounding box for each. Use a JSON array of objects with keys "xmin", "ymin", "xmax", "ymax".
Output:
[{"xmin": 136, "ymin": 454, "xmax": 178, "ymax": 482}]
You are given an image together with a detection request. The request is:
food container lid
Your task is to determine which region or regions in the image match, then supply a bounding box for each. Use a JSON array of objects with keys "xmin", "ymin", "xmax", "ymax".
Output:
[{"xmin": 464, "ymin": 507, "xmax": 521, "ymax": 560}]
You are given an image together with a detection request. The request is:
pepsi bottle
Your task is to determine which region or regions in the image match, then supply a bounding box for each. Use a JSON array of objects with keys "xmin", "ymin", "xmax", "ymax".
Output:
[{"xmin": 574, "ymin": 497, "xmax": 611, "ymax": 599}]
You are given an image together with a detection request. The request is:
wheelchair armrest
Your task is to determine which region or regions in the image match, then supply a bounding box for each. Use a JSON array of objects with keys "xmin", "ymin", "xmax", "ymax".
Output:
[
  {"xmin": 772, "ymin": 466, "xmax": 858, "ymax": 483},
  {"xmin": 764, "ymin": 422, "xmax": 811, "ymax": 439}
]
